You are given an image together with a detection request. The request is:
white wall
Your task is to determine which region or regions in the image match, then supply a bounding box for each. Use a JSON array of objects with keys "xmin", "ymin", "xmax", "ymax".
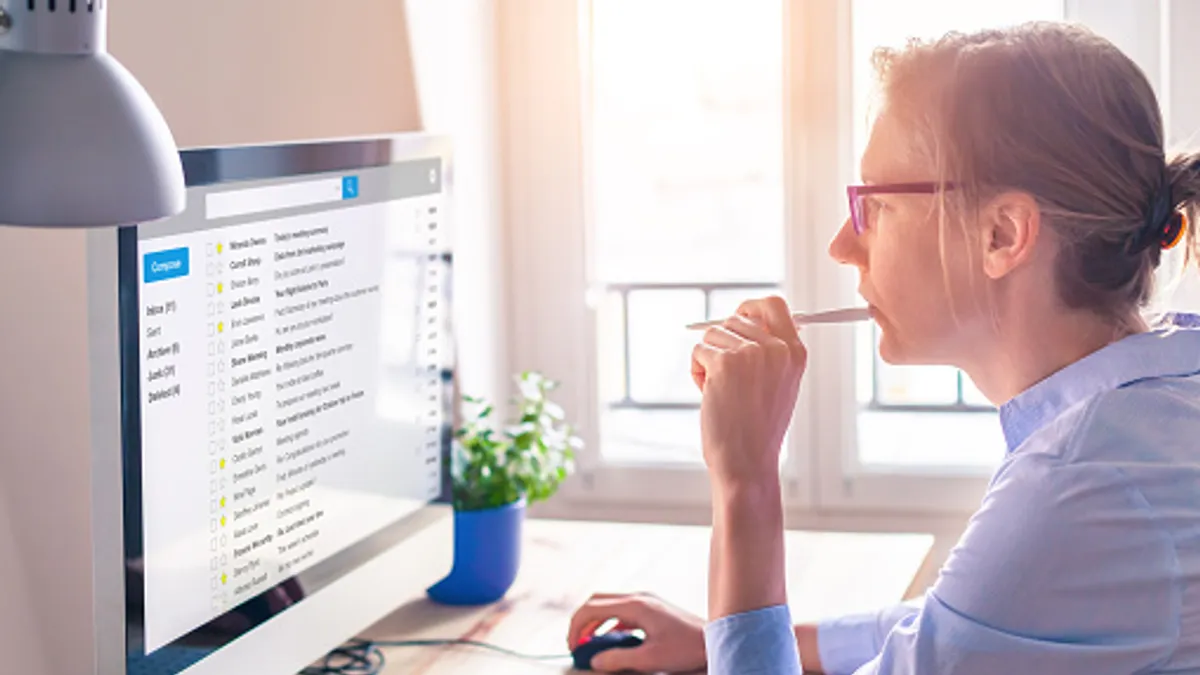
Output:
[
  {"xmin": 405, "ymin": 0, "xmax": 509, "ymax": 410},
  {"xmin": 108, "ymin": 0, "xmax": 422, "ymax": 148}
]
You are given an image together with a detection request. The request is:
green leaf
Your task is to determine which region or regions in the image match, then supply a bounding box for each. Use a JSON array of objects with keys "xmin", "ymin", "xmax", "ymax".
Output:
[{"xmin": 449, "ymin": 369, "xmax": 578, "ymax": 511}]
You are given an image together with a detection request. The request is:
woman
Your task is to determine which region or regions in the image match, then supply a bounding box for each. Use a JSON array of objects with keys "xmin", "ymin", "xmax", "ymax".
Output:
[{"xmin": 569, "ymin": 21, "xmax": 1200, "ymax": 674}]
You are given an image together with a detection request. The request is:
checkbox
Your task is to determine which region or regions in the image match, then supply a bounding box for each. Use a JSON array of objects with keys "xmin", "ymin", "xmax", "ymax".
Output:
[
  {"xmin": 208, "ymin": 401, "xmax": 216, "ymax": 415},
  {"xmin": 211, "ymin": 499, "xmax": 217, "ymax": 513},
  {"xmin": 210, "ymin": 460, "xmax": 217, "ymax": 473},
  {"xmin": 208, "ymin": 343, "xmax": 215, "ymax": 356},
  {"xmin": 207, "ymin": 284, "xmax": 215, "ymax": 297},
  {"xmin": 211, "ymin": 519, "xmax": 217, "ymax": 533},
  {"xmin": 208, "ymin": 302, "xmax": 215, "ymax": 317},
  {"xmin": 210, "ymin": 478, "xmax": 217, "ymax": 493},
  {"xmin": 208, "ymin": 244, "xmax": 214, "ymax": 258},
  {"xmin": 211, "ymin": 537, "xmax": 218, "ymax": 551},
  {"xmin": 208, "ymin": 362, "xmax": 215, "ymax": 376},
  {"xmin": 209, "ymin": 440, "xmax": 217, "ymax": 454},
  {"xmin": 207, "ymin": 323, "xmax": 214, "ymax": 336},
  {"xmin": 208, "ymin": 420, "xmax": 216, "ymax": 436},
  {"xmin": 211, "ymin": 576, "xmax": 218, "ymax": 590},
  {"xmin": 211, "ymin": 557, "xmax": 218, "ymax": 571},
  {"xmin": 209, "ymin": 383, "xmax": 216, "ymax": 396}
]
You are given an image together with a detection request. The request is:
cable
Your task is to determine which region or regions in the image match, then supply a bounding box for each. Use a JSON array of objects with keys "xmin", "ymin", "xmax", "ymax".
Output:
[
  {"xmin": 299, "ymin": 639, "xmax": 384, "ymax": 675},
  {"xmin": 372, "ymin": 638, "xmax": 571, "ymax": 662},
  {"xmin": 300, "ymin": 637, "xmax": 572, "ymax": 675}
]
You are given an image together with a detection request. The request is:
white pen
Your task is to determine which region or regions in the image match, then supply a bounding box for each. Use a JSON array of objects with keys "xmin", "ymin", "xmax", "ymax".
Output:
[{"xmin": 685, "ymin": 306, "xmax": 871, "ymax": 331}]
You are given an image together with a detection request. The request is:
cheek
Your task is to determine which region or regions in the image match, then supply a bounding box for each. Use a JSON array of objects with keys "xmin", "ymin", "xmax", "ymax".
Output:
[
  {"xmin": 871, "ymin": 209, "xmax": 950, "ymax": 307},
  {"xmin": 869, "ymin": 208, "xmax": 962, "ymax": 344}
]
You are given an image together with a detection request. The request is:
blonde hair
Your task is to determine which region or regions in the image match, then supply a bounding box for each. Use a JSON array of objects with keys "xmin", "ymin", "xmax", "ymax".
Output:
[{"xmin": 872, "ymin": 22, "xmax": 1199, "ymax": 324}]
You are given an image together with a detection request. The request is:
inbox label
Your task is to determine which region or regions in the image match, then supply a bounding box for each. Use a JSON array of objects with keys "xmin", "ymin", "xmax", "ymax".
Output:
[{"xmin": 144, "ymin": 247, "xmax": 191, "ymax": 284}]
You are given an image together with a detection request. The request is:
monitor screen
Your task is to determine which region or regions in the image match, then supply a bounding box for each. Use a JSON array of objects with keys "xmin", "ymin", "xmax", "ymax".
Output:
[{"xmin": 119, "ymin": 136, "xmax": 452, "ymax": 673}]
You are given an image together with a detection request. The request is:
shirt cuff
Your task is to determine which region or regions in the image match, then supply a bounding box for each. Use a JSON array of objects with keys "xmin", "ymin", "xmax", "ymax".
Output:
[{"xmin": 705, "ymin": 605, "xmax": 803, "ymax": 675}]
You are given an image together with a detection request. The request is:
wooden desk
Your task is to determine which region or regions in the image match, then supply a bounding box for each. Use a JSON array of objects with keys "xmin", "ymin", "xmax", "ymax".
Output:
[{"xmin": 362, "ymin": 519, "xmax": 933, "ymax": 674}]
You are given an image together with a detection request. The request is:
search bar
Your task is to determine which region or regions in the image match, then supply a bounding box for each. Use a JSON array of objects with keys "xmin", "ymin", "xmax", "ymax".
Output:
[{"xmin": 205, "ymin": 176, "xmax": 358, "ymax": 220}]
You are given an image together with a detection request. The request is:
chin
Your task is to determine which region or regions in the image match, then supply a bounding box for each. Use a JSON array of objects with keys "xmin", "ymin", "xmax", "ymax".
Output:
[
  {"xmin": 877, "ymin": 334, "xmax": 908, "ymax": 364},
  {"xmin": 876, "ymin": 325, "xmax": 929, "ymax": 366}
]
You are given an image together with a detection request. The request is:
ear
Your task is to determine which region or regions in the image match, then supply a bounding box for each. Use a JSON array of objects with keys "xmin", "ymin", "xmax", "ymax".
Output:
[{"xmin": 979, "ymin": 191, "xmax": 1040, "ymax": 279}]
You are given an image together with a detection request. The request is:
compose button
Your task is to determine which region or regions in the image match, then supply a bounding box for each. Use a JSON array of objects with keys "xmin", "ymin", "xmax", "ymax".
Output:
[{"xmin": 144, "ymin": 247, "xmax": 190, "ymax": 284}]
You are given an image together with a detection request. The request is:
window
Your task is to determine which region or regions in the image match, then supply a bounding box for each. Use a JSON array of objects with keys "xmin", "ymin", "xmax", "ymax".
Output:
[
  {"xmin": 588, "ymin": 0, "xmax": 785, "ymax": 465},
  {"xmin": 501, "ymin": 0, "xmax": 1199, "ymax": 514}
]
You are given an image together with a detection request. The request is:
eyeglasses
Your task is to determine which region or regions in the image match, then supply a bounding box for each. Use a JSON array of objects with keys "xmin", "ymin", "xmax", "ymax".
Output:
[{"xmin": 846, "ymin": 182, "xmax": 958, "ymax": 235}]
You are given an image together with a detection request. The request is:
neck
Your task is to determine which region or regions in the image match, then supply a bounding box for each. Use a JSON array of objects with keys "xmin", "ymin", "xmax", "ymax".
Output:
[{"xmin": 962, "ymin": 307, "xmax": 1146, "ymax": 405}]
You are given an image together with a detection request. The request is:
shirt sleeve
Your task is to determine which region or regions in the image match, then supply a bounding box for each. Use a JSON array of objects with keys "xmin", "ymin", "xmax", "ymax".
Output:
[
  {"xmin": 846, "ymin": 450, "xmax": 1180, "ymax": 675},
  {"xmin": 705, "ymin": 605, "xmax": 803, "ymax": 675},
  {"xmin": 817, "ymin": 599, "xmax": 924, "ymax": 675}
]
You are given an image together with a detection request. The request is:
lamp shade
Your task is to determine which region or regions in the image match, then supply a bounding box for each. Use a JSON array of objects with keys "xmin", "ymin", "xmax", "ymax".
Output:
[{"xmin": 0, "ymin": 3, "xmax": 184, "ymax": 228}]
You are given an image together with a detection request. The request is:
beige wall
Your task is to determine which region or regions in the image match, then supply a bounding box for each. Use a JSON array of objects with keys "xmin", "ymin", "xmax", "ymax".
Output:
[{"xmin": 108, "ymin": 0, "xmax": 422, "ymax": 149}]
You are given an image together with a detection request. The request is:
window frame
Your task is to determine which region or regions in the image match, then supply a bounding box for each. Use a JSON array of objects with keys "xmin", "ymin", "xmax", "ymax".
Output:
[{"xmin": 498, "ymin": 0, "xmax": 1180, "ymax": 516}]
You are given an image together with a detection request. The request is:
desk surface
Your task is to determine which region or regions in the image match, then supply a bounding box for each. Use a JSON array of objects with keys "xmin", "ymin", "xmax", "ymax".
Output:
[{"xmin": 362, "ymin": 519, "xmax": 933, "ymax": 674}]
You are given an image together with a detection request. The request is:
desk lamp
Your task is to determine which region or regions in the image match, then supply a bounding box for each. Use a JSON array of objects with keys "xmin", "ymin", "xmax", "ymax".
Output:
[{"xmin": 0, "ymin": 0, "xmax": 184, "ymax": 227}]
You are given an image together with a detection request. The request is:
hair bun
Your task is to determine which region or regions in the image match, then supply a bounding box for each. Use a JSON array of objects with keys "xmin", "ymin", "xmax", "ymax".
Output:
[{"xmin": 1126, "ymin": 182, "xmax": 1176, "ymax": 255}]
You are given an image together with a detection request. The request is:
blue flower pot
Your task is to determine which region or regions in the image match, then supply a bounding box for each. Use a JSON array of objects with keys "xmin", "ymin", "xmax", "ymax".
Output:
[{"xmin": 426, "ymin": 498, "xmax": 525, "ymax": 606}]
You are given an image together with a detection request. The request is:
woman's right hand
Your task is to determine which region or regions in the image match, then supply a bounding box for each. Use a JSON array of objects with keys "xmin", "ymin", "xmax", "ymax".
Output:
[{"xmin": 567, "ymin": 592, "xmax": 707, "ymax": 673}]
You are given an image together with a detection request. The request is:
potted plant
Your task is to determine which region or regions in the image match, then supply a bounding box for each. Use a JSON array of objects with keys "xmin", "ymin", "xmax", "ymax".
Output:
[{"xmin": 426, "ymin": 371, "xmax": 581, "ymax": 605}]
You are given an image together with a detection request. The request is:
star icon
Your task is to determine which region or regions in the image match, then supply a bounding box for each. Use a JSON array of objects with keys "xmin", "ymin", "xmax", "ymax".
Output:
[
  {"xmin": 220, "ymin": 497, "xmax": 226, "ymax": 508},
  {"xmin": 220, "ymin": 515, "xmax": 226, "ymax": 527},
  {"xmin": 221, "ymin": 573, "xmax": 227, "ymax": 585},
  {"xmin": 216, "ymin": 243, "xmax": 223, "ymax": 254},
  {"xmin": 219, "ymin": 458, "xmax": 226, "ymax": 470}
]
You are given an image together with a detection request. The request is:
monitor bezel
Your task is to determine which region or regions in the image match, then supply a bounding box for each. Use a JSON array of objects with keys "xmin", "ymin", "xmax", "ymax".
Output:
[{"xmin": 118, "ymin": 133, "xmax": 454, "ymax": 673}]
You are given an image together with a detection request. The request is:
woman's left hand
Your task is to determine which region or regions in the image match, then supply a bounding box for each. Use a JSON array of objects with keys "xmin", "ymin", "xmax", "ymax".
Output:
[{"xmin": 691, "ymin": 296, "xmax": 807, "ymax": 489}]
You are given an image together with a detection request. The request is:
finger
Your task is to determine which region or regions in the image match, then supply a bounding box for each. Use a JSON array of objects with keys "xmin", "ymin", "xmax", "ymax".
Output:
[
  {"xmin": 702, "ymin": 325, "xmax": 750, "ymax": 351},
  {"xmin": 721, "ymin": 314, "xmax": 779, "ymax": 345},
  {"xmin": 587, "ymin": 592, "xmax": 631, "ymax": 601},
  {"xmin": 567, "ymin": 598, "xmax": 652, "ymax": 649},
  {"xmin": 736, "ymin": 296, "xmax": 799, "ymax": 344},
  {"xmin": 737, "ymin": 296, "xmax": 806, "ymax": 362},
  {"xmin": 691, "ymin": 342, "xmax": 723, "ymax": 391}
]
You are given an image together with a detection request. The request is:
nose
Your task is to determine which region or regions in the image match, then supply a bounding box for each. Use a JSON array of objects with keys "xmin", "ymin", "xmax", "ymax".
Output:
[{"xmin": 828, "ymin": 216, "xmax": 864, "ymax": 267}]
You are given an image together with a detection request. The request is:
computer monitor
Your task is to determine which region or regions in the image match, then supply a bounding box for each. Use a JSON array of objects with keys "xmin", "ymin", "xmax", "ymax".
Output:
[{"xmin": 118, "ymin": 134, "xmax": 455, "ymax": 675}]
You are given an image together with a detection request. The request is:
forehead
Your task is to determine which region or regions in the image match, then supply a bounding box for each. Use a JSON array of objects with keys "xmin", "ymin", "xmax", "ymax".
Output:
[{"xmin": 860, "ymin": 109, "xmax": 935, "ymax": 184}]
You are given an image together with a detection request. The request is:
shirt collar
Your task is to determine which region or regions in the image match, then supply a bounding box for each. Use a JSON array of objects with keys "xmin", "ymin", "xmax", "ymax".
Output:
[{"xmin": 999, "ymin": 313, "xmax": 1200, "ymax": 452}]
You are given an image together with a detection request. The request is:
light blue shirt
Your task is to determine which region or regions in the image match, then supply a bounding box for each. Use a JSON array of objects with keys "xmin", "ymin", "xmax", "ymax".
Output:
[{"xmin": 705, "ymin": 314, "xmax": 1200, "ymax": 675}]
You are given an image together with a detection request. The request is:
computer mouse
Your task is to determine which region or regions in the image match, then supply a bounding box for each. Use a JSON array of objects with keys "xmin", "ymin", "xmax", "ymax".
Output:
[{"xmin": 571, "ymin": 630, "xmax": 644, "ymax": 671}]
